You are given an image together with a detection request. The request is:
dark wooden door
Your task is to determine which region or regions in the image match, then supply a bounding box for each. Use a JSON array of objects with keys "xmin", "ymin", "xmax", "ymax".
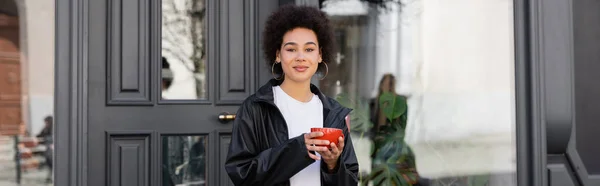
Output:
[
  {"xmin": 0, "ymin": 13, "xmax": 21, "ymax": 136},
  {"xmin": 58, "ymin": 0, "xmax": 278, "ymax": 185}
]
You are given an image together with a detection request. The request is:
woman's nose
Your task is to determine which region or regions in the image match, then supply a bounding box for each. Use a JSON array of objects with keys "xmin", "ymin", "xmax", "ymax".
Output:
[{"xmin": 296, "ymin": 51, "xmax": 306, "ymax": 61}]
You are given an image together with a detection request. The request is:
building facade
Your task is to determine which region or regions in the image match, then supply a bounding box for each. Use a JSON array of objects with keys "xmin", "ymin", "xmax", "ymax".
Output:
[{"xmin": 0, "ymin": 0, "xmax": 599, "ymax": 185}]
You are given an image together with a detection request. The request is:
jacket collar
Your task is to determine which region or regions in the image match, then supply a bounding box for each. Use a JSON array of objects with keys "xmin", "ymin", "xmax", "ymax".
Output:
[
  {"xmin": 254, "ymin": 79, "xmax": 352, "ymax": 129},
  {"xmin": 254, "ymin": 78, "xmax": 342, "ymax": 113}
]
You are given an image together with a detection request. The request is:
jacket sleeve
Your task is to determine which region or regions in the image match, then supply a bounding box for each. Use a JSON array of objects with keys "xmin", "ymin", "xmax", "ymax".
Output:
[
  {"xmin": 320, "ymin": 120, "xmax": 360, "ymax": 186},
  {"xmin": 224, "ymin": 102, "xmax": 315, "ymax": 186}
]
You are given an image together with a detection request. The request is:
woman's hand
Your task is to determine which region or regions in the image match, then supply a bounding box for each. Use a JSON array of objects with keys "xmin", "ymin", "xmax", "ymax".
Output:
[
  {"xmin": 304, "ymin": 132, "xmax": 331, "ymax": 160},
  {"xmin": 320, "ymin": 137, "xmax": 344, "ymax": 171}
]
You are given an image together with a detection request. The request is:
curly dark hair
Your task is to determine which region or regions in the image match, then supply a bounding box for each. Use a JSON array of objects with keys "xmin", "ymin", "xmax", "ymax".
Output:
[{"xmin": 262, "ymin": 5, "xmax": 336, "ymax": 78}]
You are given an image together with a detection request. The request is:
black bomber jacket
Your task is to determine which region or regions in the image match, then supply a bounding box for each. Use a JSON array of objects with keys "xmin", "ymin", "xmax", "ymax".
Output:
[{"xmin": 224, "ymin": 79, "xmax": 360, "ymax": 186}]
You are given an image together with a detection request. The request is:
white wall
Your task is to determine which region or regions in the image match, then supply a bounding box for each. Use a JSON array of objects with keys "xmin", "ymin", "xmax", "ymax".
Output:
[
  {"xmin": 19, "ymin": 0, "xmax": 55, "ymax": 136},
  {"xmin": 404, "ymin": 0, "xmax": 516, "ymax": 179},
  {"xmin": 371, "ymin": 0, "xmax": 422, "ymax": 97},
  {"xmin": 372, "ymin": 4, "xmax": 401, "ymax": 97}
]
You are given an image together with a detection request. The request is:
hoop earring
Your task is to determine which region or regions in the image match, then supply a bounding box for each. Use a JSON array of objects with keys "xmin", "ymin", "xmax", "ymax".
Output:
[
  {"xmin": 272, "ymin": 62, "xmax": 283, "ymax": 80},
  {"xmin": 319, "ymin": 62, "xmax": 329, "ymax": 80}
]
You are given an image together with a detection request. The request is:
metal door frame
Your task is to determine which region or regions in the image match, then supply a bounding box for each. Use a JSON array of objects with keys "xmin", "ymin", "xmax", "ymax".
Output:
[{"xmin": 516, "ymin": 0, "xmax": 597, "ymax": 185}]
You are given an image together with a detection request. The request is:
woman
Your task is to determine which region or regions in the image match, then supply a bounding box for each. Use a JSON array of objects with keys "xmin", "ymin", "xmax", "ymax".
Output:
[
  {"xmin": 224, "ymin": 5, "xmax": 359, "ymax": 186},
  {"xmin": 37, "ymin": 116, "xmax": 54, "ymax": 183},
  {"xmin": 369, "ymin": 74, "xmax": 427, "ymax": 185}
]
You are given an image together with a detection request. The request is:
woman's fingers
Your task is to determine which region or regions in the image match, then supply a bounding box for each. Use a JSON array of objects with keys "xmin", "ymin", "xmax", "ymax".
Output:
[
  {"xmin": 308, "ymin": 152, "xmax": 320, "ymax": 160},
  {"xmin": 307, "ymin": 144, "xmax": 329, "ymax": 152},
  {"xmin": 305, "ymin": 132, "xmax": 324, "ymax": 139},
  {"xmin": 306, "ymin": 139, "xmax": 330, "ymax": 146},
  {"xmin": 329, "ymin": 142, "xmax": 340, "ymax": 155},
  {"xmin": 304, "ymin": 132, "xmax": 336, "ymax": 159},
  {"xmin": 337, "ymin": 137, "xmax": 345, "ymax": 150},
  {"xmin": 320, "ymin": 146, "xmax": 333, "ymax": 157}
]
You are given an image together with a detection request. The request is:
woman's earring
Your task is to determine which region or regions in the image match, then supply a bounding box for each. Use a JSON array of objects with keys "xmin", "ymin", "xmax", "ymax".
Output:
[
  {"xmin": 272, "ymin": 62, "xmax": 283, "ymax": 80},
  {"xmin": 319, "ymin": 62, "xmax": 329, "ymax": 80}
]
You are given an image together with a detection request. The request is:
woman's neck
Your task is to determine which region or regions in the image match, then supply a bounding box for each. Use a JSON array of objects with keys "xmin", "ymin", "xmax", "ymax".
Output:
[{"xmin": 280, "ymin": 79, "xmax": 313, "ymax": 102}]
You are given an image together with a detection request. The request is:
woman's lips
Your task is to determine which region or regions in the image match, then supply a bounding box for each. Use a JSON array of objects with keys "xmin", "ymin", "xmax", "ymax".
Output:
[{"xmin": 293, "ymin": 66, "xmax": 308, "ymax": 72}]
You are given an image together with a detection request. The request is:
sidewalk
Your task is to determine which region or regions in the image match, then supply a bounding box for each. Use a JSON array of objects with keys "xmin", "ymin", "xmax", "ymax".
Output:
[
  {"xmin": 0, "ymin": 169, "xmax": 52, "ymax": 186},
  {"xmin": 0, "ymin": 136, "xmax": 52, "ymax": 186}
]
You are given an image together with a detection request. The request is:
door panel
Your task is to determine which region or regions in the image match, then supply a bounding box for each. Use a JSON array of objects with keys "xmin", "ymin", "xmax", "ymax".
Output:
[
  {"xmin": 106, "ymin": 0, "xmax": 151, "ymax": 105},
  {"xmin": 216, "ymin": 0, "xmax": 256, "ymax": 105},
  {"xmin": 572, "ymin": 0, "xmax": 600, "ymax": 184},
  {"xmin": 540, "ymin": 0, "xmax": 600, "ymax": 185},
  {"xmin": 107, "ymin": 132, "xmax": 151, "ymax": 186},
  {"xmin": 84, "ymin": 0, "xmax": 279, "ymax": 185},
  {"xmin": 218, "ymin": 134, "xmax": 233, "ymax": 186}
]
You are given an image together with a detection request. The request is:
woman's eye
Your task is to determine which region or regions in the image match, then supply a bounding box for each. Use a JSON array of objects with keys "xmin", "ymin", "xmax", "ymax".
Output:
[
  {"xmin": 306, "ymin": 49, "xmax": 314, "ymax": 52},
  {"xmin": 286, "ymin": 49, "xmax": 296, "ymax": 52}
]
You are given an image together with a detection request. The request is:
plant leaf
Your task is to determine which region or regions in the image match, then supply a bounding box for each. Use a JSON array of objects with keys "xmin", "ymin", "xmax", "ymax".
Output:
[
  {"xmin": 378, "ymin": 92, "xmax": 407, "ymax": 121},
  {"xmin": 335, "ymin": 93, "xmax": 373, "ymax": 133},
  {"xmin": 335, "ymin": 93, "xmax": 353, "ymax": 108},
  {"xmin": 371, "ymin": 166, "xmax": 387, "ymax": 185}
]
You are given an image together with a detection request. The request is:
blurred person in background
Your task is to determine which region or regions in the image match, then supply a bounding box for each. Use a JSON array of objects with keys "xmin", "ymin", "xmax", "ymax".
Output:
[{"xmin": 36, "ymin": 115, "xmax": 53, "ymax": 183}]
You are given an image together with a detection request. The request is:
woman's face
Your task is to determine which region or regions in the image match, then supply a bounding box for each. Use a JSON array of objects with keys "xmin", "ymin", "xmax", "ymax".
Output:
[
  {"xmin": 276, "ymin": 27, "xmax": 322, "ymax": 83},
  {"xmin": 380, "ymin": 76, "xmax": 393, "ymax": 92}
]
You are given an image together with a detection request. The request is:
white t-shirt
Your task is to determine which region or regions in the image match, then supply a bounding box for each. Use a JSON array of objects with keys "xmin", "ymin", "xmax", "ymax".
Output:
[{"xmin": 273, "ymin": 86, "xmax": 323, "ymax": 186}]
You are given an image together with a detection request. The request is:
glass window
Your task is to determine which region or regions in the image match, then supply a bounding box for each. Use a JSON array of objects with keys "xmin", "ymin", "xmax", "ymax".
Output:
[
  {"xmin": 162, "ymin": 135, "xmax": 207, "ymax": 186},
  {"xmin": 161, "ymin": 0, "xmax": 207, "ymax": 100},
  {"xmin": 320, "ymin": 0, "xmax": 516, "ymax": 185}
]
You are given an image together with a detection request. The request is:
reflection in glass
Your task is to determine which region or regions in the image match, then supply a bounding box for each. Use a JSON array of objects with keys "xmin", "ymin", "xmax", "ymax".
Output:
[
  {"xmin": 162, "ymin": 136, "xmax": 206, "ymax": 186},
  {"xmin": 321, "ymin": 0, "xmax": 516, "ymax": 185},
  {"xmin": 161, "ymin": 0, "xmax": 207, "ymax": 100}
]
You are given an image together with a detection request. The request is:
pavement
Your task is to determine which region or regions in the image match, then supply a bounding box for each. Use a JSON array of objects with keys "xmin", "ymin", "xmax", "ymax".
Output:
[
  {"xmin": 0, "ymin": 136, "xmax": 52, "ymax": 186},
  {"xmin": 0, "ymin": 168, "xmax": 52, "ymax": 186}
]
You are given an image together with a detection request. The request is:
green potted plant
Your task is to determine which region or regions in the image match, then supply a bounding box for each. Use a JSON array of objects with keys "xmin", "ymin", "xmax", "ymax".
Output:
[{"xmin": 337, "ymin": 92, "xmax": 417, "ymax": 186}]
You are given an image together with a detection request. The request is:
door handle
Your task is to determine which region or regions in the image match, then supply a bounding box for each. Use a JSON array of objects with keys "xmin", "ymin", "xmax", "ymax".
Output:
[{"xmin": 218, "ymin": 112, "xmax": 236, "ymax": 123}]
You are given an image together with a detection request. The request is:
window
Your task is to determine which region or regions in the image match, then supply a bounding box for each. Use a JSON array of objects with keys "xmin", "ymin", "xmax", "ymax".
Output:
[{"xmin": 320, "ymin": 0, "xmax": 516, "ymax": 185}]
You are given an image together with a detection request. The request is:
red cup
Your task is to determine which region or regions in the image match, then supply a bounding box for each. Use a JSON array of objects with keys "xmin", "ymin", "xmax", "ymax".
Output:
[{"xmin": 310, "ymin": 127, "xmax": 344, "ymax": 146}]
